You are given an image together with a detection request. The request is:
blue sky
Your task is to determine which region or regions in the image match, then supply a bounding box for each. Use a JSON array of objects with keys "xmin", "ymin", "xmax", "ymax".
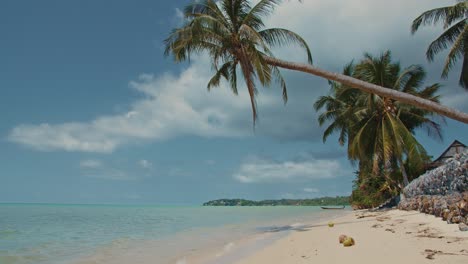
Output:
[{"xmin": 1, "ymin": 0, "xmax": 467, "ymax": 205}]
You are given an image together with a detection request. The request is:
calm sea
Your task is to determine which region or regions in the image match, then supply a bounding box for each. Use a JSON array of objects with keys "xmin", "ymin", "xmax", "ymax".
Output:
[{"xmin": 0, "ymin": 204, "xmax": 347, "ymax": 264}]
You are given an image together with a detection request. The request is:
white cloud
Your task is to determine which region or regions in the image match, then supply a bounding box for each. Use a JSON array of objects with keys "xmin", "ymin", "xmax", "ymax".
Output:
[
  {"xmin": 8, "ymin": 61, "xmax": 253, "ymax": 153},
  {"xmin": 303, "ymin": 187, "xmax": 320, "ymax": 193},
  {"xmin": 264, "ymin": 0, "xmax": 452, "ymax": 63},
  {"xmin": 8, "ymin": 0, "xmax": 463, "ymax": 153},
  {"xmin": 8, "ymin": 54, "xmax": 324, "ymax": 152},
  {"xmin": 79, "ymin": 159, "xmax": 102, "ymax": 169},
  {"xmin": 233, "ymin": 157, "xmax": 344, "ymax": 183},
  {"xmin": 139, "ymin": 159, "xmax": 152, "ymax": 169}
]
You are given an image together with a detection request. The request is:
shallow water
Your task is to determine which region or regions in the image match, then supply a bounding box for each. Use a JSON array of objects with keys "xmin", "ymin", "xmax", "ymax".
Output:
[{"xmin": 0, "ymin": 203, "xmax": 348, "ymax": 264}]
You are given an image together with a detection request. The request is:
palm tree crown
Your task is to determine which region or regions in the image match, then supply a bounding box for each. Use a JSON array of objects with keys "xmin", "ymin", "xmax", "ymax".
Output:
[
  {"xmin": 165, "ymin": 0, "xmax": 312, "ymax": 125},
  {"xmin": 412, "ymin": 0, "xmax": 468, "ymax": 89},
  {"xmin": 315, "ymin": 51, "xmax": 443, "ymax": 187}
]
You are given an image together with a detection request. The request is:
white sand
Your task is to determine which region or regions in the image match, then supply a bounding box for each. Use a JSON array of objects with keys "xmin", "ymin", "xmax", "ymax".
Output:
[{"xmin": 233, "ymin": 210, "xmax": 468, "ymax": 264}]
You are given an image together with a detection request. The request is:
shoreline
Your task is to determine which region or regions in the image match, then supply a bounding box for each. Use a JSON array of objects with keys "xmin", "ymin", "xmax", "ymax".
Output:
[
  {"xmin": 64, "ymin": 207, "xmax": 348, "ymax": 264},
  {"xmin": 230, "ymin": 209, "xmax": 468, "ymax": 264},
  {"xmin": 176, "ymin": 210, "xmax": 352, "ymax": 264}
]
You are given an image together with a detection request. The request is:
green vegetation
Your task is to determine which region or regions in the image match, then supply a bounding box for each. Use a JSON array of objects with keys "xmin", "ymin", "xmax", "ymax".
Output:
[
  {"xmin": 314, "ymin": 51, "xmax": 442, "ymax": 209},
  {"xmin": 165, "ymin": 0, "xmax": 468, "ymax": 209},
  {"xmin": 165, "ymin": 0, "xmax": 468, "ymax": 124},
  {"xmin": 203, "ymin": 196, "xmax": 350, "ymax": 206},
  {"xmin": 411, "ymin": 0, "xmax": 467, "ymax": 89}
]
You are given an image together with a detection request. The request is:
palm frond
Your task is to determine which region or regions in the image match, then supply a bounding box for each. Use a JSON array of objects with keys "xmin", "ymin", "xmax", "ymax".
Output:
[
  {"xmin": 243, "ymin": 0, "xmax": 283, "ymax": 29},
  {"xmin": 259, "ymin": 28, "xmax": 313, "ymax": 64},
  {"xmin": 184, "ymin": 1, "xmax": 232, "ymax": 31},
  {"xmin": 441, "ymin": 23, "xmax": 467, "ymax": 79},
  {"xmin": 394, "ymin": 65, "xmax": 426, "ymax": 93},
  {"xmin": 239, "ymin": 24, "xmax": 271, "ymax": 52},
  {"xmin": 229, "ymin": 62, "xmax": 239, "ymax": 95},
  {"xmin": 207, "ymin": 61, "xmax": 233, "ymax": 90},
  {"xmin": 411, "ymin": 2, "xmax": 467, "ymax": 33},
  {"xmin": 426, "ymin": 19, "xmax": 466, "ymax": 61},
  {"xmin": 460, "ymin": 50, "xmax": 468, "ymax": 88},
  {"xmin": 272, "ymin": 66, "xmax": 288, "ymax": 103}
]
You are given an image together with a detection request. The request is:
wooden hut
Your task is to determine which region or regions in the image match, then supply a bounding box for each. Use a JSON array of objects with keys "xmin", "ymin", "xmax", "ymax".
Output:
[{"xmin": 427, "ymin": 140, "xmax": 467, "ymax": 169}]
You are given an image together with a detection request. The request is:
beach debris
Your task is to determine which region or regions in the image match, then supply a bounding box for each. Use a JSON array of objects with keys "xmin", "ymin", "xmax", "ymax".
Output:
[
  {"xmin": 416, "ymin": 228, "xmax": 444, "ymax": 239},
  {"xmin": 356, "ymin": 213, "xmax": 378, "ymax": 219},
  {"xmin": 339, "ymin": 234, "xmax": 348, "ymax": 243},
  {"xmin": 343, "ymin": 237, "xmax": 355, "ymax": 247},
  {"xmin": 424, "ymin": 249, "xmax": 459, "ymax": 259},
  {"xmin": 328, "ymin": 221, "xmax": 334, "ymax": 227},
  {"xmin": 459, "ymin": 223, "xmax": 468, "ymax": 231},
  {"xmin": 425, "ymin": 249, "xmax": 441, "ymax": 259}
]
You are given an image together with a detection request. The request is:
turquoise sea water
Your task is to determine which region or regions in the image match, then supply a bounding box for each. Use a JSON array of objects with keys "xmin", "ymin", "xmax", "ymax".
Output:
[{"xmin": 0, "ymin": 204, "xmax": 347, "ymax": 264}]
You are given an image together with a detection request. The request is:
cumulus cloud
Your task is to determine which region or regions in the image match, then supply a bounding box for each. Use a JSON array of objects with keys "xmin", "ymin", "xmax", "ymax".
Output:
[
  {"xmin": 7, "ymin": 0, "xmax": 465, "ymax": 153},
  {"xmin": 8, "ymin": 62, "xmax": 252, "ymax": 153},
  {"xmin": 233, "ymin": 156, "xmax": 345, "ymax": 183},
  {"xmin": 7, "ymin": 55, "xmax": 325, "ymax": 152},
  {"xmin": 264, "ymin": 0, "xmax": 467, "ymax": 111}
]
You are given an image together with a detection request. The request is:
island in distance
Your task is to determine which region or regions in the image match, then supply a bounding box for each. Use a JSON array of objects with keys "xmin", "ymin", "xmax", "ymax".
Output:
[{"xmin": 203, "ymin": 196, "xmax": 350, "ymax": 206}]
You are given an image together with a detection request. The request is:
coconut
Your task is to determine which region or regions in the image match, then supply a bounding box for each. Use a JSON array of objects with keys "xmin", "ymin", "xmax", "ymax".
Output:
[
  {"xmin": 328, "ymin": 222, "xmax": 334, "ymax": 227},
  {"xmin": 339, "ymin": 234, "xmax": 348, "ymax": 243},
  {"xmin": 343, "ymin": 237, "xmax": 355, "ymax": 247}
]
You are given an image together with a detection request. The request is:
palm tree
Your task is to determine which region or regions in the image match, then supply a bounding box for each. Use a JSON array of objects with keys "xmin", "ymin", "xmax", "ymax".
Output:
[
  {"xmin": 315, "ymin": 51, "xmax": 442, "ymax": 187},
  {"xmin": 334, "ymin": 51, "xmax": 442, "ymax": 187},
  {"xmin": 165, "ymin": 0, "xmax": 312, "ymax": 125},
  {"xmin": 165, "ymin": 0, "xmax": 468, "ymax": 124},
  {"xmin": 411, "ymin": 0, "xmax": 468, "ymax": 89}
]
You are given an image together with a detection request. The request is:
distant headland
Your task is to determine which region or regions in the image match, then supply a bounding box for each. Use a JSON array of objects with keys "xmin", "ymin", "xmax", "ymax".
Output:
[{"xmin": 203, "ymin": 196, "xmax": 350, "ymax": 206}]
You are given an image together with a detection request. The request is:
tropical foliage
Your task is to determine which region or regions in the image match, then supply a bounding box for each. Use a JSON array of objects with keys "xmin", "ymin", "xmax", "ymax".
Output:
[
  {"xmin": 412, "ymin": 0, "xmax": 468, "ymax": 89},
  {"xmin": 166, "ymin": 0, "xmax": 468, "ymax": 124},
  {"xmin": 165, "ymin": 0, "xmax": 312, "ymax": 124},
  {"xmin": 314, "ymin": 51, "xmax": 443, "ymax": 208},
  {"xmin": 203, "ymin": 196, "xmax": 350, "ymax": 206}
]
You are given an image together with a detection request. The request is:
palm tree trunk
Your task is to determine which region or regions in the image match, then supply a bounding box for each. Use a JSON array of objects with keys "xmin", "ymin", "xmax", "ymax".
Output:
[
  {"xmin": 399, "ymin": 158, "xmax": 410, "ymax": 187},
  {"xmin": 263, "ymin": 56, "xmax": 468, "ymax": 124}
]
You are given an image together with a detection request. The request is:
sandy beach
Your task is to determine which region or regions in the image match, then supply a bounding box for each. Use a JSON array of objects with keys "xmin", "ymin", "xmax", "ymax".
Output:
[
  {"xmin": 66, "ymin": 208, "xmax": 468, "ymax": 264},
  {"xmin": 229, "ymin": 209, "xmax": 468, "ymax": 264}
]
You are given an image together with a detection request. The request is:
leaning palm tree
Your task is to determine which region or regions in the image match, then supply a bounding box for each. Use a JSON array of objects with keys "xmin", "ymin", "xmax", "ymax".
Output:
[
  {"xmin": 165, "ymin": 0, "xmax": 468, "ymax": 123},
  {"xmin": 411, "ymin": 0, "xmax": 468, "ymax": 89}
]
